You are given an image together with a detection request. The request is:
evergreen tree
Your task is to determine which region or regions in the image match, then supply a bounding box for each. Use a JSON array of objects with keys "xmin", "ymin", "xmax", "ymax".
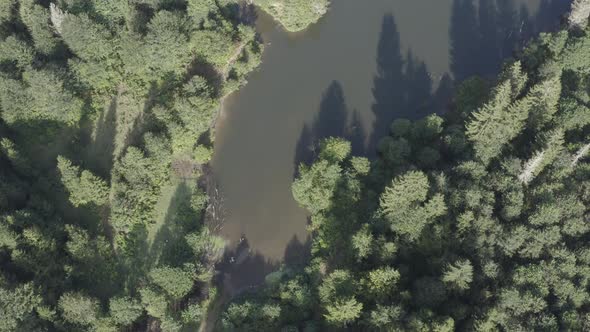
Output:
[
  {"xmin": 379, "ymin": 171, "xmax": 446, "ymax": 241},
  {"xmin": 19, "ymin": 0, "xmax": 61, "ymax": 55},
  {"xmin": 58, "ymin": 292, "xmax": 100, "ymax": 327},
  {"xmin": 57, "ymin": 156, "xmax": 109, "ymax": 207},
  {"xmin": 109, "ymin": 296, "xmax": 144, "ymax": 326}
]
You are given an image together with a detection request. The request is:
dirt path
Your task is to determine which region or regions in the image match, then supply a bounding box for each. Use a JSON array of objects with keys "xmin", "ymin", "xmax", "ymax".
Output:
[
  {"xmin": 199, "ymin": 273, "xmax": 233, "ymax": 332},
  {"xmin": 221, "ymin": 41, "xmax": 248, "ymax": 80}
]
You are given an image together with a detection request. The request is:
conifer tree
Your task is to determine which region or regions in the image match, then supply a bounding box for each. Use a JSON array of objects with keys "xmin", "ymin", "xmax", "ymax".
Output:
[{"xmin": 57, "ymin": 156, "xmax": 109, "ymax": 207}]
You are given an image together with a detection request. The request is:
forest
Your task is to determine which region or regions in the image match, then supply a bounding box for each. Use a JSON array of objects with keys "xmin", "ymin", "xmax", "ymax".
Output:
[
  {"xmin": 0, "ymin": 0, "xmax": 588, "ymax": 331},
  {"xmin": 0, "ymin": 0, "xmax": 271, "ymax": 331}
]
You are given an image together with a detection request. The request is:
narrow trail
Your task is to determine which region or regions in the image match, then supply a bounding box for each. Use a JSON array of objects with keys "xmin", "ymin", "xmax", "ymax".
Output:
[
  {"xmin": 198, "ymin": 274, "xmax": 233, "ymax": 332},
  {"xmin": 222, "ymin": 41, "xmax": 248, "ymax": 80}
]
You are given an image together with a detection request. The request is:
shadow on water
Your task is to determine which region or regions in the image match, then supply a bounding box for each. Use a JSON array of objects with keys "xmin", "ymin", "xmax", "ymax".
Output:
[
  {"xmin": 369, "ymin": 14, "xmax": 406, "ymax": 154},
  {"xmin": 216, "ymin": 234, "xmax": 311, "ymax": 295},
  {"xmin": 295, "ymin": 13, "xmax": 457, "ymax": 164},
  {"xmin": 433, "ymin": 73, "xmax": 455, "ymax": 115},
  {"xmin": 405, "ymin": 50, "xmax": 434, "ymax": 120},
  {"xmin": 283, "ymin": 234, "xmax": 312, "ymax": 270},
  {"xmin": 202, "ymin": 234, "xmax": 311, "ymax": 329},
  {"xmin": 294, "ymin": 81, "xmax": 365, "ymax": 166},
  {"xmin": 217, "ymin": 237, "xmax": 278, "ymax": 295},
  {"xmin": 348, "ymin": 109, "xmax": 366, "ymax": 157},
  {"xmin": 361, "ymin": 0, "xmax": 570, "ymax": 157},
  {"xmin": 294, "ymin": 79, "xmax": 370, "ymax": 167},
  {"xmin": 369, "ymin": 14, "xmax": 443, "ymax": 155},
  {"xmin": 314, "ymin": 81, "xmax": 348, "ymax": 140},
  {"xmin": 450, "ymin": 0, "xmax": 571, "ymax": 82}
]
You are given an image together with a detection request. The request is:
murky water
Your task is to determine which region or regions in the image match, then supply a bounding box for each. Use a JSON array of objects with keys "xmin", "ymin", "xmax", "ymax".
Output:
[{"xmin": 211, "ymin": 0, "xmax": 570, "ymax": 287}]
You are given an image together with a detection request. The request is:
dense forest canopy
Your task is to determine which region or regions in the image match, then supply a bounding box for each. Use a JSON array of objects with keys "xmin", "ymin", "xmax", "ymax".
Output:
[
  {"xmin": 221, "ymin": 8, "xmax": 590, "ymax": 332},
  {"xmin": 0, "ymin": 0, "xmax": 282, "ymax": 331}
]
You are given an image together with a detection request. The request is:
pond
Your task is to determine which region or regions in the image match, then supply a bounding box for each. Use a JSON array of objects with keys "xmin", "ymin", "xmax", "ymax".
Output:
[{"xmin": 211, "ymin": 0, "xmax": 570, "ymax": 293}]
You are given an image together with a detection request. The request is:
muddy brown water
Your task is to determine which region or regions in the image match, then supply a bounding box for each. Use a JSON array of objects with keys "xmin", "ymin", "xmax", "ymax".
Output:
[{"xmin": 211, "ymin": 0, "xmax": 570, "ymax": 293}]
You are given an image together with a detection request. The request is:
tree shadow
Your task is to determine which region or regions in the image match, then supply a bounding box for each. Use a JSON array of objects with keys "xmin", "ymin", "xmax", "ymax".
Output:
[
  {"xmin": 120, "ymin": 224, "xmax": 150, "ymax": 291},
  {"xmin": 121, "ymin": 180, "xmax": 203, "ymax": 291},
  {"xmin": 405, "ymin": 51, "xmax": 434, "ymax": 119},
  {"xmin": 283, "ymin": 234, "xmax": 312, "ymax": 271},
  {"xmin": 294, "ymin": 80, "xmax": 366, "ymax": 167},
  {"xmin": 368, "ymin": 14, "xmax": 436, "ymax": 155},
  {"xmin": 148, "ymin": 181, "xmax": 200, "ymax": 269},
  {"xmin": 433, "ymin": 73, "xmax": 455, "ymax": 115},
  {"xmin": 450, "ymin": 0, "xmax": 572, "ymax": 83},
  {"xmin": 536, "ymin": 0, "xmax": 571, "ymax": 31},
  {"xmin": 450, "ymin": 0, "xmax": 486, "ymax": 82},
  {"xmin": 314, "ymin": 80, "xmax": 349, "ymax": 139},
  {"xmin": 220, "ymin": 0, "xmax": 258, "ymax": 27},
  {"xmin": 294, "ymin": 123, "xmax": 314, "ymax": 167},
  {"xmin": 216, "ymin": 236, "xmax": 280, "ymax": 297},
  {"xmin": 348, "ymin": 109, "xmax": 366, "ymax": 156},
  {"xmin": 85, "ymin": 94, "xmax": 117, "ymax": 180},
  {"xmin": 369, "ymin": 14, "xmax": 406, "ymax": 154}
]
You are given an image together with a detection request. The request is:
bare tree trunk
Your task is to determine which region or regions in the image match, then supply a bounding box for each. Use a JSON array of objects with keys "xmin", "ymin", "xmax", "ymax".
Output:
[
  {"xmin": 519, "ymin": 151, "xmax": 545, "ymax": 184},
  {"xmin": 572, "ymin": 142, "xmax": 590, "ymax": 167},
  {"xmin": 50, "ymin": 3, "xmax": 66, "ymax": 35}
]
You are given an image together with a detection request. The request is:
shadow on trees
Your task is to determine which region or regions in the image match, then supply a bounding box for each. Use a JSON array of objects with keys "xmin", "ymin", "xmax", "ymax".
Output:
[
  {"xmin": 450, "ymin": 0, "xmax": 572, "ymax": 82},
  {"xmin": 121, "ymin": 181, "xmax": 202, "ymax": 291},
  {"xmin": 84, "ymin": 94, "xmax": 117, "ymax": 180},
  {"xmin": 149, "ymin": 181, "xmax": 200, "ymax": 268},
  {"xmin": 220, "ymin": 1, "xmax": 258, "ymax": 27}
]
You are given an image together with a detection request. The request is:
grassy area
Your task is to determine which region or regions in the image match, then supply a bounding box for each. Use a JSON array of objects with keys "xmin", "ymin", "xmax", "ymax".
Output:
[
  {"xmin": 256, "ymin": 0, "xmax": 329, "ymax": 32},
  {"xmin": 147, "ymin": 180, "xmax": 200, "ymax": 268}
]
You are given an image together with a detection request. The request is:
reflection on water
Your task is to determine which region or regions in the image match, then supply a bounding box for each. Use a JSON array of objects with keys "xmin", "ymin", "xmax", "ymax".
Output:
[{"xmin": 211, "ymin": 0, "xmax": 571, "ymax": 290}]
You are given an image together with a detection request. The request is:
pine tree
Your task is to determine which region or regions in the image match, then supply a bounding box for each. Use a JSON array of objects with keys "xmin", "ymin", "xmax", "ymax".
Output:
[
  {"xmin": 0, "ymin": 36, "xmax": 34, "ymax": 69},
  {"xmin": 379, "ymin": 171, "xmax": 446, "ymax": 241},
  {"xmin": 148, "ymin": 265, "xmax": 196, "ymax": 300},
  {"xmin": 467, "ymin": 62, "xmax": 531, "ymax": 164},
  {"xmin": 0, "ymin": 283, "xmax": 42, "ymax": 331},
  {"xmin": 0, "ymin": 0, "xmax": 14, "ymax": 26},
  {"xmin": 58, "ymin": 292, "xmax": 100, "ymax": 327},
  {"xmin": 519, "ymin": 129, "xmax": 564, "ymax": 184},
  {"xmin": 324, "ymin": 297, "xmax": 363, "ymax": 326},
  {"xmin": 292, "ymin": 159, "xmax": 342, "ymax": 214},
  {"xmin": 442, "ymin": 259, "xmax": 473, "ymax": 291},
  {"xmin": 60, "ymin": 13, "xmax": 115, "ymax": 62},
  {"xmin": 19, "ymin": 0, "xmax": 61, "ymax": 55},
  {"xmin": 109, "ymin": 296, "xmax": 143, "ymax": 326},
  {"xmin": 57, "ymin": 156, "xmax": 109, "ymax": 207}
]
